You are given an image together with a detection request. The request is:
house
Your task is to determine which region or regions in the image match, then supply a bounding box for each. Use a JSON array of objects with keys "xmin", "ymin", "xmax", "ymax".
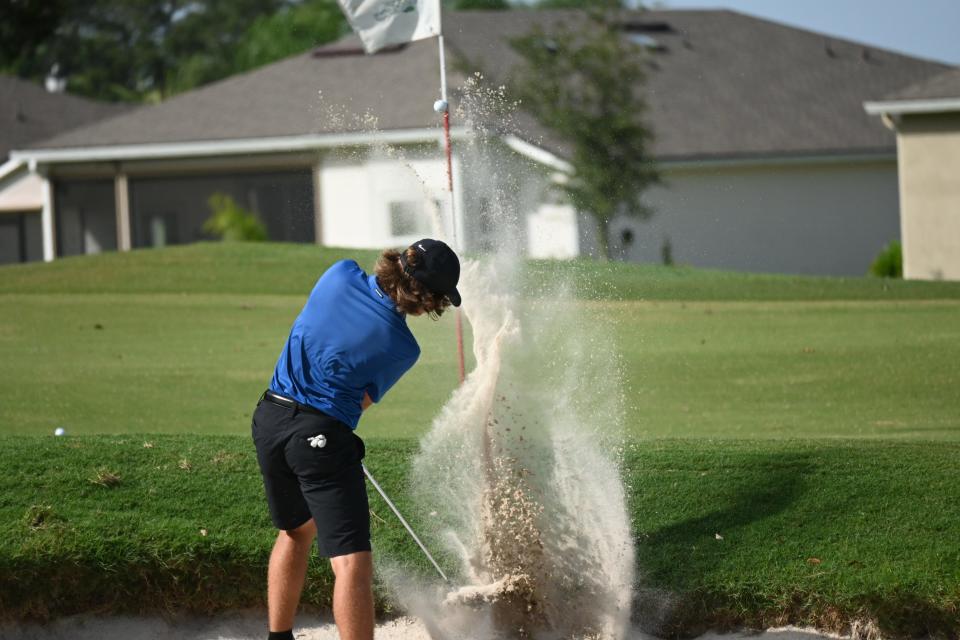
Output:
[
  {"xmin": 865, "ymin": 67, "xmax": 960, "ymax": 280},
  {"xmin": 0, "ymin": 75, "xmax": 130, "ymax": 264},
  {"xmin": 5, "ymin": 10, "xmax": 949, "ymax": 275}
]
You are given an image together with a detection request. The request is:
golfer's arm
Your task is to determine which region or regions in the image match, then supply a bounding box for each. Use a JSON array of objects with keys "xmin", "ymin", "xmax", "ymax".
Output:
[{"xmin": 362, "ymin": 392, "xmax": 373, "ymax": 411}]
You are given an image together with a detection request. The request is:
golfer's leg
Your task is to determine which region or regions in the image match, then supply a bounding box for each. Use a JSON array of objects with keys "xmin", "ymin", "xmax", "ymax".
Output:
[
  {"xmin": 330, "ymin": 551, "xmax": 374, "ymax": 640},
  {"xmin": 268, "ymin": 518, "xmax": 317, "ymax": 632}
]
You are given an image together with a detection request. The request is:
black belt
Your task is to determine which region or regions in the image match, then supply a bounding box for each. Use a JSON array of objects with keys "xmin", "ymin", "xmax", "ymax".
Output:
[{"xmin": 262, "ymin": 390, "xmax": 327, "ymax": 417}]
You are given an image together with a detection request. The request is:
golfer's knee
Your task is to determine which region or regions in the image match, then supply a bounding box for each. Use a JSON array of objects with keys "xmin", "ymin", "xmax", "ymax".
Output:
[
  {"xmin": 280, "ymin": 518, "xmax": 316, "ymax": 545},
  {"xmin": 330, "ymin": 551, "xmax": 372, "ymax": 581}
]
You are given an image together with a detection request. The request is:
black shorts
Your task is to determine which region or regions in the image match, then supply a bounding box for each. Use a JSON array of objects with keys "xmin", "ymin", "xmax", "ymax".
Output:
[{"xmin": 251, "ymin": 395, "xmax": 370, "ymax": 558}]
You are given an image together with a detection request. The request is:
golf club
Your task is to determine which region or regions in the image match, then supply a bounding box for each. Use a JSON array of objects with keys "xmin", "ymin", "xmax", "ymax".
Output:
[{"xmin": 362, "ymin": 463, "xmax": 449, "ymax": 582}]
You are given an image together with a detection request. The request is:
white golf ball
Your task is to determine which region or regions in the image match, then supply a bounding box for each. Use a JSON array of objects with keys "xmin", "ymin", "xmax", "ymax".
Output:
[
  {"xmin": 54, "ymin": 427, "xmax": 66, "ymax": 436},
  {"xmin": 433, "ymin": 99, "xmax": 448, "ymax": 114}
]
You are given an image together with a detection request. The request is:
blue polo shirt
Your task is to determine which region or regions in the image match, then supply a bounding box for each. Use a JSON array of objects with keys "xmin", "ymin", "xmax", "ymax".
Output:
[{"xmin": 269, "ymin": 260, "xmax": 420, "ymax": 429}]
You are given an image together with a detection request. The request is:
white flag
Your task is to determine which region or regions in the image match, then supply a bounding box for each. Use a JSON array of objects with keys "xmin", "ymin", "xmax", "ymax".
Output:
[{"xmin": 337, "ymin": 0, "xmax": 442, "ymax": 54}]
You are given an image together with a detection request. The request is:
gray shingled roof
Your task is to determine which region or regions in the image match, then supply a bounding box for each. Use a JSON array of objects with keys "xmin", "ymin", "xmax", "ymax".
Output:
[
  {"xmin": 25, "ymin": 9, "xmax": 949, "ymax": 160},
  {"xmin": 26, "ymin": 40, "xmax": 460, "ymax": 152},
  {"xmin": 445, "ymin": 10, "xmax": 948, "ymax": 160},
  {"xmin": 1, "ymin": 75, "xmax": 131, "ymax": 159},
  {"xmin": 883, "ymin": 66, "xmax": 960, "ymax": 101}
]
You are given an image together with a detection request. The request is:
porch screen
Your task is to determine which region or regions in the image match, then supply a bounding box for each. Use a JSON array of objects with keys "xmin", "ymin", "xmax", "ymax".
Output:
[{"xmin": 129, "ymin": 170, "xmax": 314, "ymax": 248}]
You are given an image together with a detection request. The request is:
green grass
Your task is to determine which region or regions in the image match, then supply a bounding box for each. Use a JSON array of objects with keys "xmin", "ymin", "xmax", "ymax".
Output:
[
  {"xmin": 4, "ymin": 295, "xmax": 958, "ymax": 439},
  {"xmin": 1, "ymin": 244, "xmax": 957, "ymax": 440},
  {"xmin": 2, "ymin": 242, "xmax": 959, "ymax": 634},
  {"xmin": 629, "ymin": 440, "xmax": 960, "ymax": 636},
  {"xmin": 0, "ymin": 292, "xmax": 466, "ymax": 438},
  {"xmin": 0, "ymin": 294, "xmax": 960, "ymax": 440},
  {"xmin": 618, "ymin": 299, "xmax": 960, "ymax": 440},
  {"xmin": 1, "ymin": 435, "xmax": 956, "ymax": 637},
  {"xmin": 2, "ymin": 241, "xmax": 960, "ymax": 301},
  {"xmin": 0, "ymin": 243, "xmax": 377, "ymax": 297},
  {"xmin": 0, "ymin": 435, "xmax": 423, "ymax": 620}
]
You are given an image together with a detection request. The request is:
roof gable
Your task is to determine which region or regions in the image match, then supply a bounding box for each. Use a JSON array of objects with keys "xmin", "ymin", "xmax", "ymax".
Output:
[
  {"xmin": 0, "ymin": 75, "xmax": 131, "ymax": 159},
  {"xmin": 886, "ymin": 66, "xmax": 960, "ymax": 101}
]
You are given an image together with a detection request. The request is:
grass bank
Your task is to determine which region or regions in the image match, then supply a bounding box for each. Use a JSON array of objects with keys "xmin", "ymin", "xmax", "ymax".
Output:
[
  {"xmin": 3, "ymin": 242, "xmax": 960, "ymax": 301},
  {"xmin": 1, "ymin": 435, "xmax": 957, "ymax": 637}
]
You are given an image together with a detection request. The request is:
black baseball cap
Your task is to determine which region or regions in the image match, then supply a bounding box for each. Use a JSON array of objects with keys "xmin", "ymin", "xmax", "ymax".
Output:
[{"xmin": 400, "ymin": 238, "xmax": 462, "ymax": 307}]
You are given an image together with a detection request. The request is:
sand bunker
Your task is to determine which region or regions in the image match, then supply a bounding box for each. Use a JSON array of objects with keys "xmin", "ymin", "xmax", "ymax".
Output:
[{"xmin": 1, "ymin": 614, "xmax": 850, "ymax": 640}]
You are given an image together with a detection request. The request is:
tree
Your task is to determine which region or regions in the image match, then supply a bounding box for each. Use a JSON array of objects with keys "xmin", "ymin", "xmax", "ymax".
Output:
[
  {"xmin": 0, "ymin": 1, "xmax": 181, "ymax": 102},
  {"xmin": 509, "ymin": 10, "xmax": 659, "ymax": 259},
  {"xmin": 232, "ymin": 1, "xmax": 346, "ymax": 76},
  {"xmin": 0, "ymin": 0, "xmax": 345, "ymax": 102},
  {"xmin": 0, "ymin": 1, "xmax": 68, "ymax": 79},
  {"xmin": 162, "ymin": 0, "xmax": 330, "ymax": 96}
]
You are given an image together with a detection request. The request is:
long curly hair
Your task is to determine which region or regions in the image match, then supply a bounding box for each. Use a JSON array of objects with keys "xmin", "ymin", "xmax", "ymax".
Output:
[{"xmin": 374, "ymin": 248, "xmax": 452, "ymax": 319}]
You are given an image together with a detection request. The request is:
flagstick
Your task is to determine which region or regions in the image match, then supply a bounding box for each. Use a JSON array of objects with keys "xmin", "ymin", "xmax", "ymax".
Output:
[{"xmin": 437, "ymin": 34, "xmax": 466, "ymax": 385}]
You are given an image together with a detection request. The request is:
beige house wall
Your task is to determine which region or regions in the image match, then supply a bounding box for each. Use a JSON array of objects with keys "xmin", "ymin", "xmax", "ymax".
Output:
[
  {"xmin": 896, "ymin": 113, "xmax": 960, "ymax": 281},
  {"xmin": 0, "ymin": 170, "xmax": 44, "ymax": 212}
]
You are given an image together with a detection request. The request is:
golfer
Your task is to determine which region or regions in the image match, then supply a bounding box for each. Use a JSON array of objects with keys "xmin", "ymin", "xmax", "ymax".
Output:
[{"xmin": 252, "ymin": 239, "xmax": 461, "ymax": 640}]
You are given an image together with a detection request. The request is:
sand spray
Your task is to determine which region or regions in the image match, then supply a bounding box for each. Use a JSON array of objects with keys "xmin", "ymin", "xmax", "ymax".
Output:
[{"xmin": 391, "ymin": 256, "xmax": 635, "ymax": 640}]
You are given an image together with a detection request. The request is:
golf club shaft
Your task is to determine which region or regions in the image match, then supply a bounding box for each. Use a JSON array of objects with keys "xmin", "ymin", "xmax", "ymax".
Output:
[{"xmin": 362, "ymin": 464, "xmax": 449, "ymax": 582}]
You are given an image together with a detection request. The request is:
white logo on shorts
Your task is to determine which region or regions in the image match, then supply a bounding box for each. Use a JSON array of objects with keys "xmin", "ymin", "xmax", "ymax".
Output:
[{"xmin": 308, "ymin": 434, "xmax": 327, "ymax": 449}]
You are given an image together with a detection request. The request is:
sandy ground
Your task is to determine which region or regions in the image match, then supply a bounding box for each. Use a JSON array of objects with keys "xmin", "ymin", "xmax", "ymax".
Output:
[{"xmin": 1, "ymin": 613, "xmax": 848, "ymax": 640}]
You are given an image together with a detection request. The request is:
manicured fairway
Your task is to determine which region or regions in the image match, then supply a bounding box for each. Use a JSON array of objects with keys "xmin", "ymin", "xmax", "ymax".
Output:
[
  {"xmin": 617, "ymin": 299, "xmax": 960, "ymax": 440},
  {"xmin": 0, "ymin": 292, "xmax": 464, "ymax": 438},
  {"xmin": 1, "ymin": 245, "xmax": 957, "ymax": 439}
]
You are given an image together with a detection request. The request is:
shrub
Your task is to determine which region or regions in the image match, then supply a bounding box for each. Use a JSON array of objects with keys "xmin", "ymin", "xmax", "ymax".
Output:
[
  {"xmin": 203, "ymin": 193, "xmax": 267, "ymax": 242},
  {"xmin": 869, "ymin": 240, "xmax": 902, "ymax": 278}
]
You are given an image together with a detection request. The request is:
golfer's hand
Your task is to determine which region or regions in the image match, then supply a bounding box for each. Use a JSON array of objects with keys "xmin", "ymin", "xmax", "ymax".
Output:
[{"xmin": 362, "ymin": 392, "xmax": 373, "ymax": 411}]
